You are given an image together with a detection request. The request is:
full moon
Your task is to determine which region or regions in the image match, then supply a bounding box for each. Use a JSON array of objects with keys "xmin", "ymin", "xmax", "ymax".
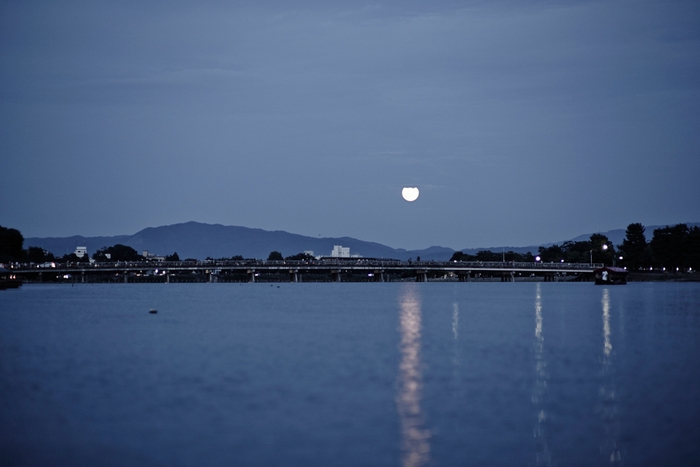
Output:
[{"xmin": 401, "ymin": 187, "xmax": 420, "ymax": 202}]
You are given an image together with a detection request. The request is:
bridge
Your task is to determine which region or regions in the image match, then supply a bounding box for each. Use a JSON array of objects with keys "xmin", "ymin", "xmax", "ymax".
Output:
[{"xmin": 7, "ymin": 259, "xmax": 603, "ymax": 283}]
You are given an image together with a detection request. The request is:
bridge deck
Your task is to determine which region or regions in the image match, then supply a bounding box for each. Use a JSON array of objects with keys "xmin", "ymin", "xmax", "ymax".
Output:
[{"xmin": 8, "ymin": 260, "xmax": 602, "ymax": 276}]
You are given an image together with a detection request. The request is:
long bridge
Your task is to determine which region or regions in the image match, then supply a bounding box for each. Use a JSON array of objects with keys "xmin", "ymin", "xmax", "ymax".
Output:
[{"xmin": 7, "ymin": 259, "xmax": 603, "ymax": 283}]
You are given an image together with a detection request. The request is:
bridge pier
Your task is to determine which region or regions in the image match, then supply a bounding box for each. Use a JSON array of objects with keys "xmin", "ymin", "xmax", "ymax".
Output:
[
  {"xmin": 415, "ymin": 270, "xmax": 428, "ymax": 282},
  {"xmin": 124, "ymin": 272, "xmax": 128, "ymax": 283},
  {"xmin": 166, "ymin": 272, "xmax": 170, "ymax": 283},
  {"xmin": 501, "ymin": 272, "xmax": 515, "ymax": 282},
  {"xmin": 331, "ymin": 270, "xmax": 341, "ymax": 282},
  {"xmin": 457, "ymin": 272, "xmax": 471, "ymax": 282},
  {"xmin": 290, "ymin": 270, "xmax": 300, "ymax": 283},
  {"xmin": 248, "ymin": 270, "xmax": 256, "ymax": 283},
  {"xmin": 374, "ymin": 270, "xmax": 385, "ymax": 282}
]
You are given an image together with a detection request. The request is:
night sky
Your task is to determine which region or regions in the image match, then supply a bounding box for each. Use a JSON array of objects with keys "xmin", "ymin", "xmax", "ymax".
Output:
[{"xmin": 2, "ymin": 1, "xmax": 699, "ymax": 250}]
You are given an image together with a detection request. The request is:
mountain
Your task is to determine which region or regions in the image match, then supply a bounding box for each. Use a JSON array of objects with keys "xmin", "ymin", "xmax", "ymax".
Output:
[
  {"xmin": 24, "ymin": 221, "xmax": 700, "ymax": 262},
  {"xmin": 25, "ymin": 222, "xmax": 455, "ymax": 261}
]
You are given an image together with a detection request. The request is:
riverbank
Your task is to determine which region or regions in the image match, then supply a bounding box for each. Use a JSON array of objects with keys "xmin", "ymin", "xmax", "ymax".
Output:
[{"xmin": 629, "ymin": 272, "xmax": 700, "ymax": 282}]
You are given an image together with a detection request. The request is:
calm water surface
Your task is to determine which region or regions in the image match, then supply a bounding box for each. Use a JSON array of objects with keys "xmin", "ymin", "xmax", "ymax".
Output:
[{"xmin": 1, "ymin": 282, "xmax": 699, "ymax": 466}]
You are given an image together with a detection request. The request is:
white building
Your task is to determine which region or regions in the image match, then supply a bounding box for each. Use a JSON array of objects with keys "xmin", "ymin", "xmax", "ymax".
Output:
[
  {"xmin": 331, "ymin": 245, "xmax": 350, "ymax": 258},
  {"xmin": 74, "ymin": 246, "xmax": 87, "ymax": 258},
  {"xmin": 143, "ymin": 250, "xmax": 166, "ymax": 262}
]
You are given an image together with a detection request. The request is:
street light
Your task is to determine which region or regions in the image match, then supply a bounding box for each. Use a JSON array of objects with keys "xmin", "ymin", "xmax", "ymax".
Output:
[{"xmin": 602, "ymin": 244, "xmax": 609, "ymax": 266}]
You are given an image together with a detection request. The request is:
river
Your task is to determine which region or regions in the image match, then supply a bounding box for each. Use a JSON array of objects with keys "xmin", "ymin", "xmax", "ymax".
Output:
[{"xmin": 1, "ymin": 282, "xmax": 699, "ymax": 466}]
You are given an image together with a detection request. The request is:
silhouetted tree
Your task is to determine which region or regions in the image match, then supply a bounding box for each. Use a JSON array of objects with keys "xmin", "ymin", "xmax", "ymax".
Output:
[
  {"xmin": 450, "ymin": 251, "xmax": 477, "ymax": 261},
  {"xmin": 451, "ymin": 250, "xmax": 534, "ymax": 262},
  {"xmin": 0, "ymin": 225, "xmax": 24, "ymax": 262},
  {"xmin": 474, "ymin": 250, "xmax": 499, "ymax": 261},
  {"xmin": 538, "ymin": 238, "xmax": 617, "ymax": 264},
  {"xmin": 686, "ymin": 226, "xmax": 700, "ymax": 271},
  {"xmin": 650, "ymin": 224, "xmax": 689, "ymax": 270},
  {"xmin": 521, "ymin": 252, "xmax": 536, "ymax": 262},
  {"xmin": 619, "ymin": 223, "xmax": 649, "ymax": 270},
  {"xmin": 538, "ymin": 244, "xmax": 565, "ymax": 263},
  {"xmin": 285, "ymin": 253, "xmax": 314, "ymax": 261},
  {"xmin": 93, "ymin": 244, "xmax": 142, "ymax": 262},
  {"xmin": 561, "ymin": 241, "xmax": 591, "ymax": 263},
  {"xmin": 590, "ymin": 234, "xmax": 614, "ymax": 265},
  {"xmin": 26, "ymin": 246, "xmax": 56, "ymax": 263},
  {"xmin": 165, "ymin": 252, "xmax": 180, "ymax": 261},
  {"xmin": 267, "ymin": 251, "xmax": 283, "ymax": 261}
]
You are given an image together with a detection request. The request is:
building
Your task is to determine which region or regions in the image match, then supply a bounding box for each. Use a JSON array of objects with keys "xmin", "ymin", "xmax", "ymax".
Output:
[
  {"xmin": 143, "ymin": 250, "xmax": 166, "ymax": 262},
  {"xmin": 74, "ymin": 246, "xmax": 87, "ymax": 258},
  {"xmin": 330, "ymin": 245, "xmax": 350, "ymax": 258}
]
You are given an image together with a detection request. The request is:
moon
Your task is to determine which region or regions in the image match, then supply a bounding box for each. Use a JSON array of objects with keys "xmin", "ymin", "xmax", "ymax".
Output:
[{"xmin": 401, "ymin": 187, "xmax": 420, "ymax": 202}]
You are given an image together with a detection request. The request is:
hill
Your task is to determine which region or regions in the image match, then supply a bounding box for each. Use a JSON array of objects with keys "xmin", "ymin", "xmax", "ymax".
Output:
[{"xmin": 25, "ymin": 222, "xmax": 454, "ymax": 261}]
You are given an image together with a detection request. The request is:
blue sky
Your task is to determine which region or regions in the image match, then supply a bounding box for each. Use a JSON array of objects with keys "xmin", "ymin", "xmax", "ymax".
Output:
[{"xmin": 2, "ymin": 1, "xmax": 699, "ymax": 250}]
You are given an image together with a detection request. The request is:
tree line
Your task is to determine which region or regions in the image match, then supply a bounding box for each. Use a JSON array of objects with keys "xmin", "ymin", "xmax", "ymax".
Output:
[
  {"xmin": 449, "ymin": 223, "xmax": 700, "ymax": 271},
  {"xmin": 617, "ymin": 223, "xmax": 700, "ymax": 271},
  {"xmin": 450, "ymin": 250, "xmax": 536, "ymax": 263},
  {"xmin": 92, "ymin": 245, "xmax": 181, "ymax": 262},
  {"xmin": 0, "ymin": 227, "xmax": 180, "ymax": 264},
  {"xmin": 0, "ymin": 226, "xmax": 306, "ymax": 264}
]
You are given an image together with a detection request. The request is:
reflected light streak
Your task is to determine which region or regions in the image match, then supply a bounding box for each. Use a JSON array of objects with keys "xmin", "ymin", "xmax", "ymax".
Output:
[
  {"xmin": 451, "ymin": 301, "xmax": 460, "ymax": 394},
  {"xmin": 532, "ymin": 283, "xmax": 552, "ymax": 466},
  {"xmin": 452, "ymin": 302, "xmax": 459, "ymax": 341},
  {"xmin": 599, "ymin": 288, "xmax": 622, "ymax": 464},
  {"xmin": 602, "ymin": 289, "xmax": 612, "ymax": 357},
  {"xmin": 397, "ymin": 284, "xmax": 430, "ymax": 467}
]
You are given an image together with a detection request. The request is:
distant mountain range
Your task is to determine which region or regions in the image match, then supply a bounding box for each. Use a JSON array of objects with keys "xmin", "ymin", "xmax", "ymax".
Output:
[
  {"xmin": 24, "ymin": 221, "xmax": 700, "ymax": 261},
  {"xmin": 25, "ymin": 222, "xmax": 453, "ymax": 261}
]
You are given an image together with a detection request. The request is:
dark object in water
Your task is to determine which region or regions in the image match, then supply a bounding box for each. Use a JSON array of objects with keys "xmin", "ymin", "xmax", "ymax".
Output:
[
  {"xmin": 594, "ymin": 266, "xmax": 628, "ymax": 285},
  {"xmin": 149, "ymin": 309, "xmax": 158, "ymax": 314}
]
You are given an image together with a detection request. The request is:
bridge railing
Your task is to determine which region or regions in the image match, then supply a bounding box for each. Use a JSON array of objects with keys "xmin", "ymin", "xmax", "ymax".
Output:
[
  {"xmin": 8, "ymin": 259, "xmax": 603, "ymax": 272},
  {"xmin": 446, "ymin": 261, "xmax": 603, "ymax": 270}
]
